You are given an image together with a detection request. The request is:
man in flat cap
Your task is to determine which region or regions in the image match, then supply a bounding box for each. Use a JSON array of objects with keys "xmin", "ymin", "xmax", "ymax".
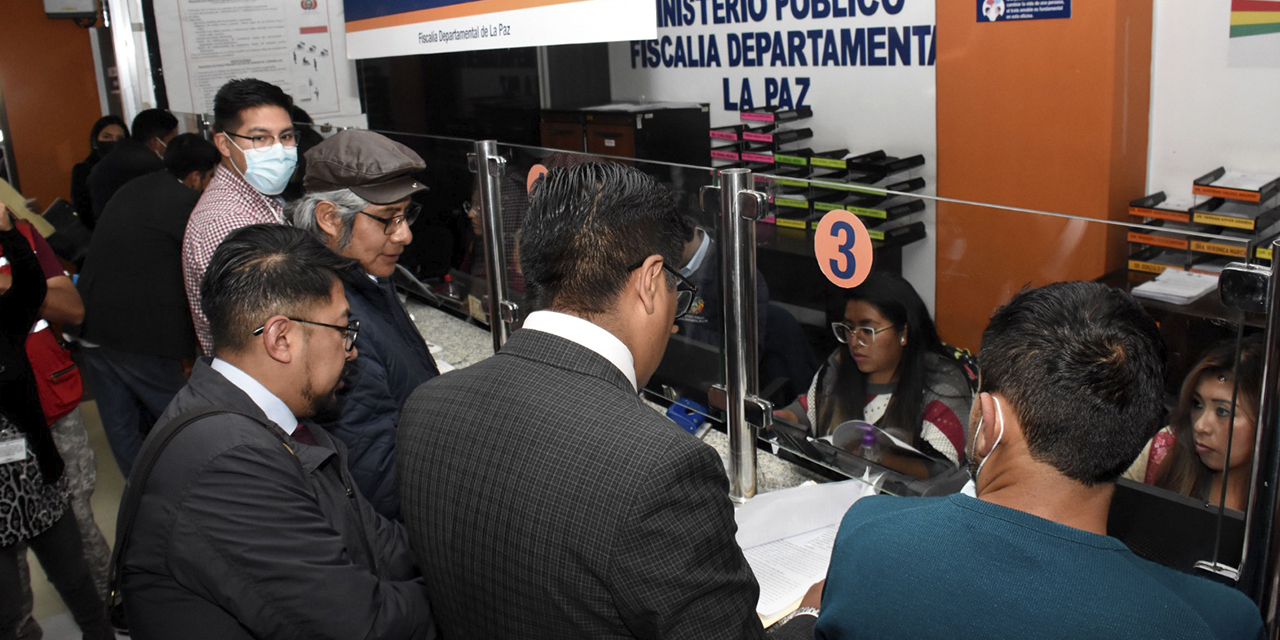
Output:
[{"xmin": 291, "ymin": 129, "xmax": 439, "ymax": 520}]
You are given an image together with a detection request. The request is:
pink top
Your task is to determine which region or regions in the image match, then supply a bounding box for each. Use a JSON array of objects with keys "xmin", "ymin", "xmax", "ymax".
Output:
[{"xmin": 182, "ymin": 164, "xmax": 285, "ymax": 354}]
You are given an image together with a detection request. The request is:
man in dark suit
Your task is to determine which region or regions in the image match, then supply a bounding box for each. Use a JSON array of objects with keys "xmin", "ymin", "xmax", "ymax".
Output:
[
  {"xmin": 85, "ymin": 109, "xmax": 177, "ymax": 228},
  {"xmin": 397, "ymin": 162, "xmax": 765, "ymax": 639},
  {"xmin": 119, "ymin": 224, "xmax": 436, "ymax": 640},
  {"xmin": 76, "ymin": 133, "xmax": 218, "ymax": 476}
]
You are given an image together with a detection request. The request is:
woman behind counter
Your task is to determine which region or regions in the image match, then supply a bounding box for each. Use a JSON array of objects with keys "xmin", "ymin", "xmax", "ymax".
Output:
[
  {"xmin": 778, "ymin": 272, "xmax": 974, "ymax": 479},
  {"xmin": 1137, "ymin": 338, "xmax": 1263, "ymax": 512}
]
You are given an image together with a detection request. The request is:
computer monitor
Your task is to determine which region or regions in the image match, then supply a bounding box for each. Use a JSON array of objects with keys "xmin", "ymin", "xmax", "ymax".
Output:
[{"xmin": 1108, "ymin": 478, "xmax": 1245, "ymax": 575}]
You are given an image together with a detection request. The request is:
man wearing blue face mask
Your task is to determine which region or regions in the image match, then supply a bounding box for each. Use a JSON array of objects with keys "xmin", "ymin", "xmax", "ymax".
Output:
[{"xmin": 183, "ymin": 78, "xmax": 298, "ymax": 355}]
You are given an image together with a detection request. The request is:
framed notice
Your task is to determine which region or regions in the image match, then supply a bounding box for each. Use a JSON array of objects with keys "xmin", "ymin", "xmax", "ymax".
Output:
[
  {"xmin": 343, "ymin": 0, "xmax": 656, "ymax": 59},
  {"xmin": 153, "ymin": 0, "xmax": 362, "ymax": 117}
]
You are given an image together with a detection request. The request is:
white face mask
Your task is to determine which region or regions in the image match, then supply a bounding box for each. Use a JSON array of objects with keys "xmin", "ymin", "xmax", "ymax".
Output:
[
  {"xmin": 962, "ymin": 396, "xmax": 1005, "ymax": 498},
  {"xmin": 227, "ymin": 137, "xmax": 298, "ymax": 196}
]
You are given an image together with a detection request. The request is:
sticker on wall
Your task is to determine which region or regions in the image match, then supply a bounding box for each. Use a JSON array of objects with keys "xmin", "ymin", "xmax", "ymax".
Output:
[
  {"xmin": 527, "ymin": 164, "xmax": 548, "ymax": 197},
  {"xmin": 978, "ymin": 0, "xmax": 1071, "ymax": 22},
  {"xmin": 814, "ymin": 209, "xmax": 873, "ymax": 289}
]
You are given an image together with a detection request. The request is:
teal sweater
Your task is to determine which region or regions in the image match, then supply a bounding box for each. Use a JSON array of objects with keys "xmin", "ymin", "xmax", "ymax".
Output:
[{"xmin": 816, "ymin": 494, "xmax": 1262, "ymax": 639}]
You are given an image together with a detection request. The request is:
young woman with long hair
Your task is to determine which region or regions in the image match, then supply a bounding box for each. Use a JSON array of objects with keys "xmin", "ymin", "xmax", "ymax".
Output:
[
  {"xmin": 778, "ymin": 271, "xmax": 973, "ymax": 479},
  {"xmin": 1149, "ymin": 337, "xmax": 1263, "ymax": 512}
]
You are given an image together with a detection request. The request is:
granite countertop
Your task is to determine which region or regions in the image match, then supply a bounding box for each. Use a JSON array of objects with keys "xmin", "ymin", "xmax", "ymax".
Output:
[{"xmin": 404, "ymin": 299, "xmax": 822, "ymax": 496}]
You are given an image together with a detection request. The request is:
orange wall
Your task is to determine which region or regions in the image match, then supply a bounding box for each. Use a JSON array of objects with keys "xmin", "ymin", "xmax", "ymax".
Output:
[
  {"xmin": 0, "ymin": 3, "xmax": 103, "ymax": 209},
  {"xmin": 935, "ymin": 1, "xmax": 1152, "ymax": 351}
]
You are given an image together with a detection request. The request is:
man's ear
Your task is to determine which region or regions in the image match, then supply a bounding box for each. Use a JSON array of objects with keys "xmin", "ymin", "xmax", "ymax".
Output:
[
  {"xmin": 258, "ymin": 315, "xmax": 297, "ymax": 365},
  {"xmin": 633, "ymin": 254, "xmax": 664, "ymax": 316},
  {"xmin": 972, "ymin": 391, "xmax": 998, "ymax": 458},
  {"xmin": 315, "ymin": 201, "xmax": 343, "ymax": 243},
  {"xmin": 213, "ymin": 132, "xmax": 234, "ymax": 159}
]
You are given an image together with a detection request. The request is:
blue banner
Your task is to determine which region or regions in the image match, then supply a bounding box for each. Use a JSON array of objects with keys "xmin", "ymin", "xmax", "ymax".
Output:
[{"xmin": 977, "ymin": 0, "xmax": 1071, "ymax": 23}]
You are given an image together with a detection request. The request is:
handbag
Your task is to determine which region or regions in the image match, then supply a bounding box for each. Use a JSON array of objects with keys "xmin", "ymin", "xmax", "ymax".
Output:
[
  {"xmin": 0, "ymin": 222, "xmax": 84, "ymax": 424},
  {"xmin": 25, "ymin": 326, "xmax": 82, "ymax": 424}
]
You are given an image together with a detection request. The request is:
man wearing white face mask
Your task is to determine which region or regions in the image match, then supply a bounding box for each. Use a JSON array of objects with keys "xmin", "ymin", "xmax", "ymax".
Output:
[
  {"xmin": 182, "ymin": 78, "xmax": 298, "ymax": 355},
  {"xmin": 814, "ymin": 281, "xmax": 1262, "ymax": 639}
]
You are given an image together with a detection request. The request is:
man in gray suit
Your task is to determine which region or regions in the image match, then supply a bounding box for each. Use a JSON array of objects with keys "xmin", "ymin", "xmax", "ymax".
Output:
[{"xmin": 397, "ymin": 162, "xmax": 765, "ymax": 639}]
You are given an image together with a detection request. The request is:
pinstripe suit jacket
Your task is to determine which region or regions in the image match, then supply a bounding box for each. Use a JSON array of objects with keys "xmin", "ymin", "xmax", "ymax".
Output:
[{"xmin": 397, "ymin": 328, "xmax": 764, "ymax": 639}]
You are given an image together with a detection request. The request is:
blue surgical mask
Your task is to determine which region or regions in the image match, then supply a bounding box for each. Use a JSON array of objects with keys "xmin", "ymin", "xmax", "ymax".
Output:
[{"xmin": 228, "ymin": 138, "xmax": 298, "ymax": 196}]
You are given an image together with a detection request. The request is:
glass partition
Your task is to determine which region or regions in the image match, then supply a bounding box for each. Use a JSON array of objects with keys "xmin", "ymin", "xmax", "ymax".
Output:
[{"xmin": 223, "ymin": 121, "xmax": 1265, "ymax": 582}]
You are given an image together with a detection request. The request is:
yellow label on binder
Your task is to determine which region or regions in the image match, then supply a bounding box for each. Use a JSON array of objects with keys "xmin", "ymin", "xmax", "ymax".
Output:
[
  {"xmin": 810, "ymin": 157, "xmax": 846, "ymax": 169},
  {"xmin": 1193, "ymin": 212, "xmax": 1256, "ymax": 230},
  {"xmin": 849, "ymin": 206, "xmax": 888, "ymax": 219},
  {"xmin": 775, "ymin": 198, "xmax": 808, "ymax": 209},
  {"xmin": 1128, "ymin": 260, "xmax": 1180, "ymax": 274},
  {"xmin": 1258, "ymin": 247, "xmax": 1273, "ymax": 261},
  {"xmin": 776, "ymin": 218, "xmax": 807, "ymax": 229},
  {"xmin": 1189, "ymin": 241, "xmax": 1247, "ymax": 258}
]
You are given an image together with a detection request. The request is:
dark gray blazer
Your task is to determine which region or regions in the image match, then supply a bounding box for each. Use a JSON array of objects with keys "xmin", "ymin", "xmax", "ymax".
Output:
[
  {"xmin": 397, "ymin": 328, "xmax": 764, "ymax": 640},
  {"xmin": 121, "ymin": 360, "xmax": 436, "ymax": 640}
]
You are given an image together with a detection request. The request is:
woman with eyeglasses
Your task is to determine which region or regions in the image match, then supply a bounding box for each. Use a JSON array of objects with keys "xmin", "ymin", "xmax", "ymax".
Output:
[{"xmin": 777, "ymin": 271, "xmax": 973, "ymax": 479}]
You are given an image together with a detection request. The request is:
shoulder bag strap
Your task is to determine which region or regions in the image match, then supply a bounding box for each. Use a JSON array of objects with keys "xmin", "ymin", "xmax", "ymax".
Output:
[{"xmin": 107, "ymin": 407, "xmax": 302, "ymax": 612}]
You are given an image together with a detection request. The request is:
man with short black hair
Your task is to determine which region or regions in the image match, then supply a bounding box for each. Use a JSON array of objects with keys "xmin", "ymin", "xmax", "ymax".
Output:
[
  {"xmin": 183, "ymin": 77, "xmax": 298, "ymax": 354},
  {"xmin": 120, "ymin": 224, "xmax": 436, "ymax": 640},
  {"xmin": 398, "ymin": 162, "xmax": 764, "ymax": 639},
  {"xmin": 86, "ymin": 108, "xmax": 178, "ymax": 227},
  {"xmin": 815, "ymin": 281, "xmax": 1263, "ymax": 639},
  {"xmin": 78, "ymin": 133, "xmax": 220, "ymax": 476}
]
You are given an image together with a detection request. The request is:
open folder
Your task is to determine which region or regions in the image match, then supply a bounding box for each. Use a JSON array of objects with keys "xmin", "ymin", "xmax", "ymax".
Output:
[{"xmin": 734, "ymin": 478, "xmax": 881, "ymax": 626}]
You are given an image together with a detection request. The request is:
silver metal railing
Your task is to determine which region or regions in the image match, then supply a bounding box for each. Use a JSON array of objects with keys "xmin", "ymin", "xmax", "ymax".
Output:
[
  {"xmin": 472, "ymin": 140, "xmax": 515, "ymax": 351},
  {"xmin": 705, "ymin": 168, "xmax": 770, "ymax": 503},
  {"xmin": 1229, "ymin": 246, "xmax": 1280, "ymax": 634}
]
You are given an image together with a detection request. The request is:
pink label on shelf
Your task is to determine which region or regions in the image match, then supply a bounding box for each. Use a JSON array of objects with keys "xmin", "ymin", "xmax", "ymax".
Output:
[
  {"xmin": 741, "ymin": 152, "xmax": 774, "ymax": 164},
  {"xmin": 709, "ymin": 130, "xmax": 738, "ymax": 140},
  {"xmin": 741, "ymin": 112, "xmax": 775, "ymax": 122},
  {"xmin": 742, "ymin": 132, "xmax": 774, "ymax": 142},
  {"xmin": 711, "ymin": 150, "xmax": 740, "ymax": 161}
]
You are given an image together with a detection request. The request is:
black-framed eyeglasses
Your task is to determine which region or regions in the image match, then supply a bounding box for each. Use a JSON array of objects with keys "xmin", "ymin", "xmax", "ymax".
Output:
[
  {"xmin": 831, "ymin": 322, "xmax": 896, "ymax": 347},
  {"xmin": 226, "ymin": 130, "xmax": 299, "ymax": 150},
  {"xmin": 253, "ymin": 317, "xmax": 360, "ymax": 351},
  {"xmin": 358, "ymin": 203, "xmax": 421, "ymax": 235},
  {"xmin": 628, "ymin": 261, "xmax": 697, "ymax": 319}
]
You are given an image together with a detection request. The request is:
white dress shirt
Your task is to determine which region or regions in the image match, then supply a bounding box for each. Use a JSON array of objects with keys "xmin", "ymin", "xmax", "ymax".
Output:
[
  {"xmin": 521, "ymin": 310, "xmax": 638, "ymax": 391},
  {"xmin": 210, "ymin": 358, "xmax": 299, "ymax": 435}
]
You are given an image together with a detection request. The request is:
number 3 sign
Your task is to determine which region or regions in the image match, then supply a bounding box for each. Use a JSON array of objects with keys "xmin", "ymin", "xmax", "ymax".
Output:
[{"xmin": 814, "ymin": 209, "xmax": 873, "ymax": 288}]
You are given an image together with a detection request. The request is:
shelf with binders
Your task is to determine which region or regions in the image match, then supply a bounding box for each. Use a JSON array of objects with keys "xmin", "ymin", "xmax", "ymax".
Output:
[
  {"xmin": 1189, "ymin": 196, "xmax": 1280, "ymax": 232},
  {"xmin": 1193, "ymin": 167, "xmax": 1280, "ymax": 204},
  {"xmin": 1127, "ymin": 186, "xmax": 1279, "ymax": 280},
  {"xmin": 1129, "ymin": 191, "xmax": 1197, "ymax": 224}
]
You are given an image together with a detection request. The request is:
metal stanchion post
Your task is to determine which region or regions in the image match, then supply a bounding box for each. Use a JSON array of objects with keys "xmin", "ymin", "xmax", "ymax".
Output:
[
  {"xmin": 472, "ymin": 140, "xmax": 514, "ymax": 352},
  {"xmin": 711, "ymin": 168, "xmax": 770, "ymax": 503},
  {"xmin": 1231, "ymin": 243, "xmax": 1280, "ymax": 631}
]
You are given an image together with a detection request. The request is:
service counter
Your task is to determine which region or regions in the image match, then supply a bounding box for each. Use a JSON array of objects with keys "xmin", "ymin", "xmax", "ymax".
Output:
[{"xmin": 403, "ymin": 298, "xmax": 823, "ymax": 494}]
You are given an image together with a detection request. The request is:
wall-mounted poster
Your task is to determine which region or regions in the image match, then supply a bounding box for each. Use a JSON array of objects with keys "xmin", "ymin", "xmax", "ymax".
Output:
[
  {"xmin": 343, "ymin": 0, "xmax": 656, "ymax": 59},
  {"xmin": 1229, "ymin": 0, "xmax": 1280, "ymax": 68},
  {"xmin": 153, "ymin": 0, "xmax": 362, "ymax": 118}
]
